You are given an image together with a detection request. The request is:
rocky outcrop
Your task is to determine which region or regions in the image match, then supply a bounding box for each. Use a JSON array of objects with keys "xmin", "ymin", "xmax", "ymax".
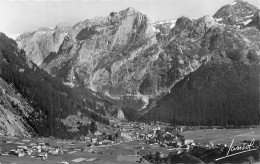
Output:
[{"xmin": 16, "ymin": 27, "xmax": 71, "ymax": 66}]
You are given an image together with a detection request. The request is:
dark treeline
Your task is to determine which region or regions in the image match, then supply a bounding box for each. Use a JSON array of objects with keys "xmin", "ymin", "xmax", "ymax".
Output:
[
  {"xmin": 51, "ymin": 120, "xmax": 97, "ymax": 139},
  {"xmin": 0, "ymin": 33, "xmax": 109, "ymax": 137},
  {"xmin": 143, "ymin": 61, "xmax": 260, "ymax": 127}
]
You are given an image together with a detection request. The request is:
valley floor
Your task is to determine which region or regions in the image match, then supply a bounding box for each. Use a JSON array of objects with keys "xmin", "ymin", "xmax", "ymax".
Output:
[{"xmin": 0, "ymin": 127, "xmax": 260, "ymax": 164}]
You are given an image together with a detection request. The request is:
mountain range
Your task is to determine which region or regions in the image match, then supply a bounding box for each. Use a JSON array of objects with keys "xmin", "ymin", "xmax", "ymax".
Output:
[{"xmin": 0, "ymin": 0, "xmax": 260, "ymax": 137}]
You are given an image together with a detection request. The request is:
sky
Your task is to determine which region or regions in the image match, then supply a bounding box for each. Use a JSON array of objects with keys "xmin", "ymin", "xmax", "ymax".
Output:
[{"xmin": 1, "ymin": 0, "xmax": 260, "ymax": 39}]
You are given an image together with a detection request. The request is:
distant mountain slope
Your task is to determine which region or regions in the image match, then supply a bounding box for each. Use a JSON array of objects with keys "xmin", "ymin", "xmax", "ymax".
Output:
[
  {"xmin": 145, "ymin": 2, "xmax": 260, "ymax": 126},
  {"xmin": 213, "ymin": 0, "xmax": 259, "ymax": 27}
]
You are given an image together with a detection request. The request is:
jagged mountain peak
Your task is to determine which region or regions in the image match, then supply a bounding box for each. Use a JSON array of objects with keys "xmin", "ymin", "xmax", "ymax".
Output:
[
  {"xmin": 109, "ymin": 7, "xmax": 147, "ymax": 22},
  {"xmin": 168, "ymin": 15, "xmax": 217, "ymax": 39},
  {"xmin": 213, "ymin": 0, "xmax": 259, "ymax": 27},
  {"xmin": 109, "ymin": 7, "xmax": 142, "ymax": 17},
  {"xmin": 195, "ymin": 15, "xmax": 216, "ymax": 28},
  {"xmin": 175, "ymin": 16, "xmax": 192, "ymax": 29},
  {"xmin": 0, "ymin": 32, "xmax": 6, "ymax": 37},
  {"xmin": 225, "ymin": 0, "xmax": 258, "ymax": 11},
  {"xmin": 124, "ymin": 7, "xmax": 138, "ymax": 13}
]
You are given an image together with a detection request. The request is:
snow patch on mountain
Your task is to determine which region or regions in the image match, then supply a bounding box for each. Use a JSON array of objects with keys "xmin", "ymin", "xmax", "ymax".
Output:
[
  {"xmin": 63, "ymin": 81, "xmax": 75, "ymax": 88},
  {"xmin": 152, "ymin": 19, "xmax": 177, "ymax": 32},
  {"xmin": 243, "ymin": 19, "xmax": 252, "ymax": 25},
  {"xmin": 231, "ymin": 1, "xmax": 237, "ymax": 5},
  {"xmin": 7, "ymin": 33, "xmax": 21, "ymax": 40}
]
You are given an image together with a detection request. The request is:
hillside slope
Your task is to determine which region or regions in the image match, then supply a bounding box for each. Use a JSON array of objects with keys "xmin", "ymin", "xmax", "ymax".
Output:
[
  {"xmin": 0, "ymin": 32, "xmax": 111, "ymax": 138},
  {"xmin": 0, "ymin": 77, "xmax": 35, "ymax": 137}
]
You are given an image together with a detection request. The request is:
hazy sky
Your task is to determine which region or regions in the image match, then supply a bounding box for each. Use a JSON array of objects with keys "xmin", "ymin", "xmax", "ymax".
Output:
[{"xmin": 1, "ymin": 0, "xmax": 260, "ymax": 38}]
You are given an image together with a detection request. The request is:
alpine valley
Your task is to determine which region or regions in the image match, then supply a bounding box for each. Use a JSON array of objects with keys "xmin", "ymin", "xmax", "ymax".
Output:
[{"xmin": 1, "ymin": 0, "xmax": 260, "ymax": 138}]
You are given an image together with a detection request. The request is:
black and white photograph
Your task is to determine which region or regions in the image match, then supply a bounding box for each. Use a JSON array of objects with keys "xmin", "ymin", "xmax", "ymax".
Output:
[{"xmin": 0, "ymin": 0, "xmax": 260, "ymax": 163}]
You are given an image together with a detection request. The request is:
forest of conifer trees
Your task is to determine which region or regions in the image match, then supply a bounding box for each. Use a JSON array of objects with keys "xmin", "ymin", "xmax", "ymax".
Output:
[{"xmin": 0, "ymin": 33, "xmax": 109, "ymax": 138}]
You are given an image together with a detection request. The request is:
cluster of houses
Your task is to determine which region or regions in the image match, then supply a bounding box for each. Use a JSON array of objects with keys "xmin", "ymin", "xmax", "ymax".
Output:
[{"xmin": 0, "ymin": 141, "xmax": 62, "ymax": 160}]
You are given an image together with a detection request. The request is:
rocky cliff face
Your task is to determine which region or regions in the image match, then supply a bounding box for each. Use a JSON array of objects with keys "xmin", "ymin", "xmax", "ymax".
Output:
[
  {"xmin": 17, "ymin": 8, "xmax": 214, "ymax": 111},
  {"xmin": 16, "ymin": 24, "xmax": 72, "ymax": 66},
  {"xmin": 0, "ymin": 77, "xmax": 34, "ymax": 137}
]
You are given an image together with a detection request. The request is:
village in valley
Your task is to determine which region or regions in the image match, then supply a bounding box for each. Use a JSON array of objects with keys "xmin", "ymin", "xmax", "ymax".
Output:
[{"xmin": 0, "ymin": 119, "xmax": 259, "ymax": 164}]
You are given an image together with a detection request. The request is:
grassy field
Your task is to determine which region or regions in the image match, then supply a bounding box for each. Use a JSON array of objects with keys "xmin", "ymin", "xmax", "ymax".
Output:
[{"xmin": 181, "ymin": 127, "xmax": 260, "ymax": 146}]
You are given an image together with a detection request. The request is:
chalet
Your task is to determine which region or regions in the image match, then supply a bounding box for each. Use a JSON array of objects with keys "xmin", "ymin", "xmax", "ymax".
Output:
[
  {"xmin": 25, "ymin": 149, "xmax": 33, "ymax": 156},
  {"xmin": 17, "ymin": 151, "xmax": 25, "ymax": 157},
  {"xmin": 6, "ymin": 140, "xmax": 13, "ymax": 144},
  {"xmin": 9, "ymin": 149, "xmax": 16, "ymax": 155},
  {"xmin": 17, "ymin": 146, "xmax": 27, "ymax": 150},
  {"xmin": 122, "ymin": 123, "xmax": 134, "ymax": 132},
  {"xmin": 177, "ymin": 141, "xmax": 182, "ymax": 147},
  {"xmin": 103, "ymin": 140, "xmax": 112, "ymax": 145},
  {"xmin": 85, "ymin": 137, "xmax": 91, "ymax": 142},
  {"xmin": 38, "ymin": 152, "xmax": 48, "ymax": 160},
  {"xmin": 91, "ymin": 138, "xmax": 98, "ymax": 143},
  {"xmin": 160, "ymin": 154, "xmax": 169, "ymax": 163},
  {"xmin": 38, "ymin": 142, "xmax": 45, "ymax": 146},
  {"xmin": 147, "ymin": 134, "xmax": 153, "ymax": 138},
  {"xmin": 32, "ymin": 145, "xmax": 41, "ymax": 150},
  {"xmin": 183, "ymin": 139, "xmax": 195, "ymax": 145},
  {"xmin": 94, "ymin": 131, "xmax": 102, "ymax": 136},
  {"xmin": 49, "ymin": 148, "xmax": 59, "ymax": 155},
  {"xmin": 30, "ymin": 143, "xmax": 37, "ymax": 146},
  {"xmin": 10, "ymin": 149, "xmax": 25, "ymax": 157}
]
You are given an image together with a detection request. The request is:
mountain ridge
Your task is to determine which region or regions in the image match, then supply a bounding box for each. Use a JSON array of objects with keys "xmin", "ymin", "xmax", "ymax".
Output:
[{"xmin": 12, "ymin": 0, "xmax": 260, "ymax": 126}]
